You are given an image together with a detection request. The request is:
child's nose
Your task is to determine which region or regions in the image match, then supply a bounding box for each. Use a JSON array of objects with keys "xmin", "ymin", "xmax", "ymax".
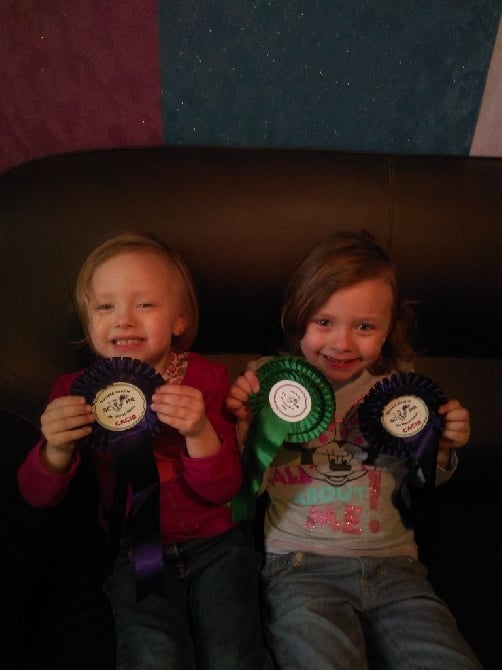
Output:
[
  {"xmin": 116, "ymin": 306, "xmax": 135, "ymax": 326},
  {"xmin": 330, "ymin": 326, "xmax": 351, "ymax": 351}
]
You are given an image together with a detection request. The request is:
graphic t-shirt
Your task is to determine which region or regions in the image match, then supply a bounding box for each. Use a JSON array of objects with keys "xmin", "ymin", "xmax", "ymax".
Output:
[{"xmin": 263, "ymin": 369, "xmax": 418, "ymax": 558}]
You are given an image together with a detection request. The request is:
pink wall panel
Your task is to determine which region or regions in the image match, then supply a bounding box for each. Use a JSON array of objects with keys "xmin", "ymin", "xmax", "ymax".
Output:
[{"xmin": 0, "ymin": 1, "xmax": 162, "ymax": 174}]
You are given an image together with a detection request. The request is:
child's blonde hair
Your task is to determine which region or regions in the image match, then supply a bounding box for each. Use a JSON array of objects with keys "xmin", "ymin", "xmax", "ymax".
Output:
[
  {"xmin": 75, "ymin": 231, "xmax": 199, "ymax": 352},
  {"xmin": 280, "ymin": 230, "xmax": 417, "ymax": 374}
]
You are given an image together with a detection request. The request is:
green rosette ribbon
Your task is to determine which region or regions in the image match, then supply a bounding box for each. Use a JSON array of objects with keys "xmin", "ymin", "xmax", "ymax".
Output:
[{"xmin": 232, "ymin": 356, "xmax": 335, "ymax": 521}]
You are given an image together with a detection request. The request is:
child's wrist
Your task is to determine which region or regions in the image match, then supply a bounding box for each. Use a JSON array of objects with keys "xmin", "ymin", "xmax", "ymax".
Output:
[
  {"xmin": 437, "ymin": 447, "xmax": 456, "ymax": 471},
  {"xmin": 42, "ymin": 442, "xmax": 75, "ymax": 473}
]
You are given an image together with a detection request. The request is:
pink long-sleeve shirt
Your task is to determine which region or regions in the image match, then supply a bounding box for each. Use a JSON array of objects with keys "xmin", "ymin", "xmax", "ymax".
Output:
[{"xmin": 17, "ymin": 352, "xmax": 242, "ymax": 544}]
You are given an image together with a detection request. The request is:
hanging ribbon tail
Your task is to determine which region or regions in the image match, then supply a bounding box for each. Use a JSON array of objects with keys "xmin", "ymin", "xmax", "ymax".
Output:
[
  {"xmin": 114, "ymin": 429, "xmax": 164, "ymax": 601},
  {"xmin": 405, "ymin": 412, "xmax": 443, "ymax": 563},
  {"xmin": 102, "ymin": 471, "xmax": 128, "ymax": 578},
  {"xmin": 405, "ymin": 410, "xmax": 444, "ymax": 490},
  {"xmin": 394, "ymin": 421, "xmax": 441, "ymax": 527},
  {"xmin": 232, "ymin": 406, "xmax": 290, "ymax": 522}
]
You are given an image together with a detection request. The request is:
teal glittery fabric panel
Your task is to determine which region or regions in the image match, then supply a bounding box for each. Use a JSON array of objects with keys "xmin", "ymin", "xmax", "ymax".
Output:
[{"xmin": 159, "ymin": 1, "xmax": 500, "ymax": 155}]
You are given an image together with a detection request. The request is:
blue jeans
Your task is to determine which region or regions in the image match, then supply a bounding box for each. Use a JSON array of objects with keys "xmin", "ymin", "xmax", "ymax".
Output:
[
  {"xmin": 104, "ymin": 525, "xmax": 274, "ymax": 670},
  {"xmin": 261, "ymin": 552, "xmax": 482, "ymax": 670}
]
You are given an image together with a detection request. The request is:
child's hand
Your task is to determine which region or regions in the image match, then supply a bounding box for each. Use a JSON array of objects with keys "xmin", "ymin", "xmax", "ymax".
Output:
[
  {"xmin": 225, "ymin": 370, "xmax": 260, "ymax": 421},
  {"xmin": 225, "ymin": 370, "xmax": 260, "ymax": 445},
  {"xmin": 41, "ymin": 395, "xmax": 94, "ymax": 472},
  {"xmin": 152, "ymin": 384, "xmax": 206, "ymax": 435},
  {"xmin": 436, "ymin": 399, "xmax": 470, "ymax": 468},
  {"xmin": 151, "ymin": 384, "xmax": 220, "ymax": 457}
]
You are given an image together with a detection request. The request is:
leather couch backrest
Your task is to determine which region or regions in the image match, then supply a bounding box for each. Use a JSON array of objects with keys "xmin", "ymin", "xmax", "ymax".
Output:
[{"xmin": 1, "ymin": 147, "xmax": 500, "ymax": 422}]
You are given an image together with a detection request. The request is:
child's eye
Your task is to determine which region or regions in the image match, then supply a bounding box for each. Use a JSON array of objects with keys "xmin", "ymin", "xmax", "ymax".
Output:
[
  {"xmin": 315, "ymin": 318, "xmax": 331, "ymax": 327},
  {"xmin": 138, "ymin": 302, "xmax": 153, "ymax": 309},
  {"xmin": 96, "ymin": 303, "xmax": 113, "ymax": 312},
  {"xmin": 357, "ymin": 322, "xmax": 374, "ymax": 332}
]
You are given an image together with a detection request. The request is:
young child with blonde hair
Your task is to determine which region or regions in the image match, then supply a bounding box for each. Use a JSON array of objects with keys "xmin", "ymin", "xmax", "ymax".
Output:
[{"xmin": 18, "ymin": 231, "xmax": 273, "ymax": 670}]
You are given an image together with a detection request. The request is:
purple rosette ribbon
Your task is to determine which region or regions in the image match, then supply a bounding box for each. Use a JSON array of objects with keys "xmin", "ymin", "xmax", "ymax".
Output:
[
  {"xmin": 359, "ymin": 372, "xmax": 445, "ymax": 455},
  {"xmin": 358, "ymin": 371, "xmax": 446, "ymax": 489},
  {"xmin": 359, "ymin": 371, "xmax": 448, "ymax": 558},
  {"xmin": 71, "ymin": 357, "xmax": 165, "ymax": 601}
]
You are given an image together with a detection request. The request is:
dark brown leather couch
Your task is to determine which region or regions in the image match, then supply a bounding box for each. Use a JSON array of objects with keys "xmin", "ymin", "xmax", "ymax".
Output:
[{"xmin": 2, "ymin": 147, "xmax": 501, "ymax": 668}]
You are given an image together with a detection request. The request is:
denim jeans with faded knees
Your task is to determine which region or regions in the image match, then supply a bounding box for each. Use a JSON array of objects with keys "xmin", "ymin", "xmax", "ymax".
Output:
[
  {"xmin": 105, "ymin": 525, "xmax": 275, "ymax": 670},
  {"xmin": 261, "ymin": 552, "xmax": 483, "ymax": 670}
]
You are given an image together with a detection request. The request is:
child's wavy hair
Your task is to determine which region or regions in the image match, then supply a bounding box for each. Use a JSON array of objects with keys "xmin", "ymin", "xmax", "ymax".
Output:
[
  {"xmin": 75, "ymin": 230, "xmax": 199, "ymax": 353},
  {"xmin": 280, "ymin": 230, "xmax": 418, "ymax": 374}
]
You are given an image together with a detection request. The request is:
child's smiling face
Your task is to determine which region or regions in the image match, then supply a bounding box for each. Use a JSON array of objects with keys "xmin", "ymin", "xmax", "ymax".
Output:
[
  {"xmin": 300, "ymin": 278, "xmax": 393, "ymax": 384},
  {"xmin": 87, "ymin": 249, "xmax": 186, "ymax": 375}
]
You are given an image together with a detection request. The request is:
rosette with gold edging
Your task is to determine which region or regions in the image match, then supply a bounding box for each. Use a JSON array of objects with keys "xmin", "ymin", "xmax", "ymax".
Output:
[
  {"xmin": 358, "ymin": 371, "xmax": 446, "ymax": 459},
  {"xmin": 232, "ymin": 356, "xmax": 335, "ymax": 522}
]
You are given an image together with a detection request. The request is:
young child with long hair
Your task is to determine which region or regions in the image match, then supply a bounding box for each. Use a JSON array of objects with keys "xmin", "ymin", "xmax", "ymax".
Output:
[
  {"xmin": 226, "ymin": 230, "xmax": 481, "ymax": 669},
  {"xmin": 17, "ymin": 231, "xmax": 274, "ymax": 670}
]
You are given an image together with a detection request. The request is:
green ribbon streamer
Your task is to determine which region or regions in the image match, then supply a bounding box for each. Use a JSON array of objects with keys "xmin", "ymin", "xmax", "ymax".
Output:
[
  {"xmin": 249, "ymin": 405, "xmax": 292, "ymax": 487},
  {"xmin": 232, "ymin": 405, "xmax": 290, "ymax": 521},
  {"xmin": 231, "ymin": 356, "xmax": 335, "ymax": 522}
]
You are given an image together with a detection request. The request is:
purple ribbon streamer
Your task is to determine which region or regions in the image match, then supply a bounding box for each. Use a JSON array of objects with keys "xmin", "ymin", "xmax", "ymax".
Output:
[
  {"xmin": 113, "ymin": 428, "xmax": 164, "ymax": 601},
  {"xmin": 404, "ymin": 410, "xmax": 443, "ymax": 487}
]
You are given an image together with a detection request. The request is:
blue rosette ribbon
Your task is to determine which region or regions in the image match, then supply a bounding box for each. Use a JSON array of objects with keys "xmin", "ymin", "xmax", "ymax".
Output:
[
  {"xmin": 232, "ymin": 356, "xmax": 335, "ymax": 521},
  {"xmin": 358, "ymin": 371, "xmax": 447, "ymax": 488},
  {"xmin": 71, "ymin": 357, "xmax": 165, "ymax": 601}
]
